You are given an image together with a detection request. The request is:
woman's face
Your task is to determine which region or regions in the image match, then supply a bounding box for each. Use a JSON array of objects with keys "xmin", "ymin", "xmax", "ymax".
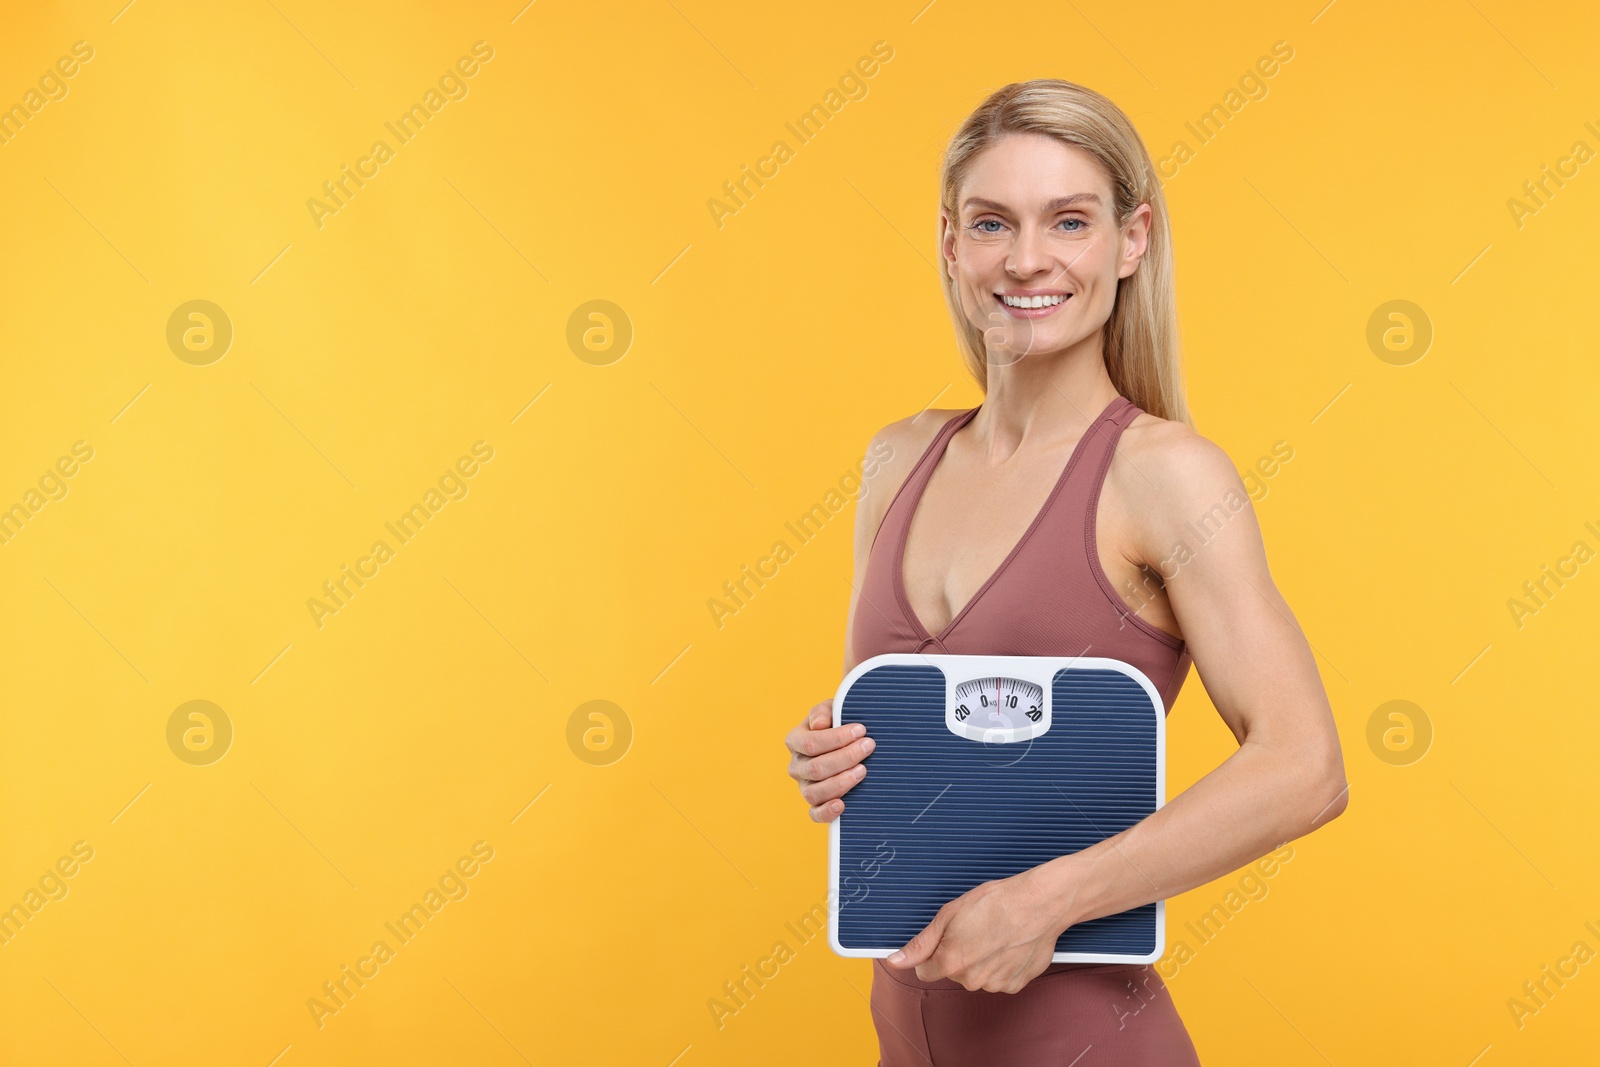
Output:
[{"xmin": 940, "ymin": 132, "xmax": 1150, "ymax": 364}]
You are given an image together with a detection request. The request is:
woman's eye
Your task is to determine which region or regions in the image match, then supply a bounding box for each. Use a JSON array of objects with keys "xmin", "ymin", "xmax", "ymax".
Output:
[{"xmin": 969, "ymin": 217, "xmax": 1082, "ymax": 235}]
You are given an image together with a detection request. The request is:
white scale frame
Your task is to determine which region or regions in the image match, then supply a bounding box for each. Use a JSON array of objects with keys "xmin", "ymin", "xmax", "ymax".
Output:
[{"xmin": 827, "ymin": 652, "xmax": 1168, "ymax": 964}]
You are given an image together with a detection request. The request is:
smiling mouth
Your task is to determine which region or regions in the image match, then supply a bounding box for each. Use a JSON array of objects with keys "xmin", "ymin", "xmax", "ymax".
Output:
[{"xmin": 994, "ymin": 292, "xmax": 1071, "ymax": 316}]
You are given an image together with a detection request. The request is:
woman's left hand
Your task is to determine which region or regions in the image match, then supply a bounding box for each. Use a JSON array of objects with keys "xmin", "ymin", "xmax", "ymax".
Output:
[{"xmin": 882, "ymin": 866, "xmax": 1073, "ymax": 993}]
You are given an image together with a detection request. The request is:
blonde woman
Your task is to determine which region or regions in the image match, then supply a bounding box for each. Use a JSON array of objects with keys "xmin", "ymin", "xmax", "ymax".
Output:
[{"xmin": 785, "ymin": 79, "xmax": 1348, "ymax": 1065}]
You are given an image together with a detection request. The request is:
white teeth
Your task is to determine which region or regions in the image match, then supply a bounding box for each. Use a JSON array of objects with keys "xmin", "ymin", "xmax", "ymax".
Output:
[{"xmin": 1000, "ymin": 293, "xmax": 1068, "ymax": 308}]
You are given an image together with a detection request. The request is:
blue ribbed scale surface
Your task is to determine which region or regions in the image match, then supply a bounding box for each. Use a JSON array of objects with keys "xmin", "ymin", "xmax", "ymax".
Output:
[{"xmin": 835, "ymin": 663, "xmax": 1159, "ymax": 957}]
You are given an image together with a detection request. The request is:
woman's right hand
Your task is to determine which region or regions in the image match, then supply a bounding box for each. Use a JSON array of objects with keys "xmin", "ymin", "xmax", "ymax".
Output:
[{"xmin": 785, "ymin": 698, "xmax": 876, "ymax": 823}]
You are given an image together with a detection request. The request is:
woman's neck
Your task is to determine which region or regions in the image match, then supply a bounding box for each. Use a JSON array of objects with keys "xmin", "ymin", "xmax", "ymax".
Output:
[{"xmin": 970, "ymin": 341, "xmax": 1120, "ymax": 461}]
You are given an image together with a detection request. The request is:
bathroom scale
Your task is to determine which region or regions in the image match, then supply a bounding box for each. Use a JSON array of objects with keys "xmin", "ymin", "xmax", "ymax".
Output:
[{"xmin": 827, "ymin": 652, "xmax": 1166, "ymax": 964}]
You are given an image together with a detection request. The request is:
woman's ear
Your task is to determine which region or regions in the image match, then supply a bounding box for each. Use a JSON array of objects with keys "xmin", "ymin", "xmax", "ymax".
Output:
[
  {"xmin": 938, "ymin": 210, "xmax": 957, "ymax": 281},
  {"xmin": 1118, "ymin": 202, "xmax": 1153, "ymax": 281}
]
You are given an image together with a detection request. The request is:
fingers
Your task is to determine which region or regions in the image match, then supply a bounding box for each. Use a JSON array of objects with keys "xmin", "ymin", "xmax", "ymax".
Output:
[
  {"xmin": 886, "ymin": 905, "xmax": 950, "ymax": 969},
  {"xmin": 790, "ymin": 698, "xmax": 874, "ymax": 824},
  {"xmin": 808, "ymin": 797, "xmax": 846, "ymax": 823},
  {"xmin": 786, "ymin": 721, "xmax": 866, "ymax": 759},
  {"xmin": 798, "ymin": 761, "xmax": 868, "ymax": 812},
  {"xmin": 791, "ymin": 732, "xmax": 873, "ymax": 803},
  {"xmin": 799, "ymin": 729, "xmax": 875, "ymax": 779}
]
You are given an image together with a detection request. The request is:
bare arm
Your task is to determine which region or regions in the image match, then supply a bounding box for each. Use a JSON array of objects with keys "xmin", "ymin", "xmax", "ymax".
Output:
[
  {"xmin": 843, "ymin": 419, "xmax": 917, "ymax": 676},
  {"xmin": 1028, "ymin": 429, "xmax": 1349, "ymax": 930},
  {"xmin": 841, "ymin": 439, "xmax": 876, "ymax": 678},
  {"xmin": 788, "ymin": 422, "xmax": 910, "ymax": 823}
]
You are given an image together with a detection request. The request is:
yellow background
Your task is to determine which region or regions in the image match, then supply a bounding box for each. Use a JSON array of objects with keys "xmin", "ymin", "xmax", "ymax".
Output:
[{"xmin": 2, "ymin": 0, "xmax": 1597, "ymax": 1063}]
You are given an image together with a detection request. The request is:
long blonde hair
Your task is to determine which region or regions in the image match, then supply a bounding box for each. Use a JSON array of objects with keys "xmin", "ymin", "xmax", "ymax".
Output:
[{"xmin": 938, "ymin": 79, "xmax": 1191, "ymax": 426}]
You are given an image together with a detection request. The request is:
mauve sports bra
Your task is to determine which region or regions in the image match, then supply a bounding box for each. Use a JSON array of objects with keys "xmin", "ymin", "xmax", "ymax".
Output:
[
  {"xmin": 852, "ymin": 393, "xmax": 1192, "ymax": 708},
  {"xmin": 850, "ymin": 393, "xmax": 1193, "ymax": 987}
]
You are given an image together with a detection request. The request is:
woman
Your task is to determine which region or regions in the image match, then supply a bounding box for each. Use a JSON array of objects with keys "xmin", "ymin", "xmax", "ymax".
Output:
[{"xmin": 784, "ymin": 79, "xmax": 1349, "ymax": 1065}]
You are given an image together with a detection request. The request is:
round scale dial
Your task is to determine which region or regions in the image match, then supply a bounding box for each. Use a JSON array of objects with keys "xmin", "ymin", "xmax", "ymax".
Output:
[{"xmin": 951, "ymin": 676, "xmax": 1044, "ymax": 731}]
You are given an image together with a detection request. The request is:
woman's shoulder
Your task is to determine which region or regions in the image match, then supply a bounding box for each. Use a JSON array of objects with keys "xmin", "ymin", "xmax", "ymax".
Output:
[
  {"xmin": 1120, "ymin": 407, "xmax": 1221, "ymax": 467},
  {"xmin": 1115, "ymin": 408, "xmax": 1254, "ymax": 530},
  {"xmin": 854, "ymin": 406, "xmax": 968, "ymax": 537},
  {"xmin": 871, "ymin": 405, "xmax": 969, "ymax": 461}
]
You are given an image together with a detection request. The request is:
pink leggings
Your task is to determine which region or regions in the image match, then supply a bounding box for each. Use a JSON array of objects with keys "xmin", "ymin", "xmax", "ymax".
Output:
[{"xmin": 869, "ymin": 957, "xmax": 1203, "ymax": 1066}]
